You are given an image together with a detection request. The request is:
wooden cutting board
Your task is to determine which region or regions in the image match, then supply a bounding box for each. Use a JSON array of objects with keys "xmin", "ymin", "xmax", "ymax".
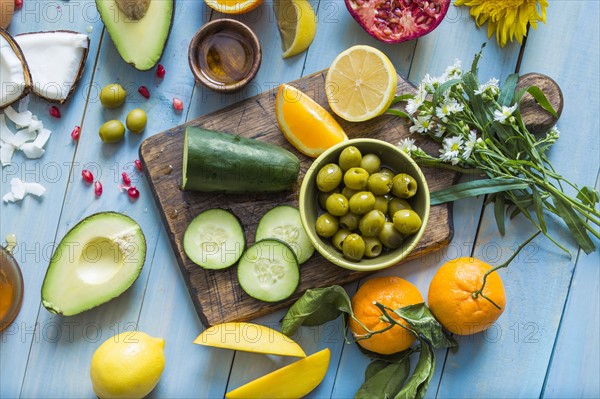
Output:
[{"xmin": 139, "ymin": 70, "xmax": 457, "ymax": 327}]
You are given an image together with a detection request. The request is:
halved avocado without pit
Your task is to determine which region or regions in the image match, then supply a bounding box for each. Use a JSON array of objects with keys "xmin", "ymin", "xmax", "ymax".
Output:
[
  {"xmin": 41, "ymin": 212, "xmax": 147, "ymax": 316},
  {"xmin": 95, "ymin": 0, "xmax": 174, "ymax": 71}
]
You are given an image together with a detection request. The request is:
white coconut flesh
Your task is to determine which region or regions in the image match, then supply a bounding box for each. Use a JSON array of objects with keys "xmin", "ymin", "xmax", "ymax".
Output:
[
  {"xmin": 0, "ymin": 35, "xmax": 28, "ymax": 108},
  {"xmin": 14, "ymin": 32, "xmax": 89, "ymax": 102}
]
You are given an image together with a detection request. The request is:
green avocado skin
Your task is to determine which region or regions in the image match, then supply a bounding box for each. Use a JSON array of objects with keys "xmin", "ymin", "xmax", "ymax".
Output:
[{"xmin": 183, "ymin": 127, "xmax": 301, "ymax": 193}]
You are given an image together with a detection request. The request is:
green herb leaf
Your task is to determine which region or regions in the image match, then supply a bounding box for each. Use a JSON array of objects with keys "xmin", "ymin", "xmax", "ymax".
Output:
[
  {"xmin": 281, "ymin": 285, "xmax": 353, "ymax": 336},
  {"xmin": 430, "ymin": 178, "xmax": 529, "ymax": 205},
  {"xmin": 433, "ymin": 79, "xmax": 461, "ymax": 109},
  {"xmin": 394, "ymin": 341, "xmax": 435, "ymax": 399},
  {"xmin": 498, "ymin": 73, "xmax": 519, "ymax": 106},
  {"xmin": 531, "ymin": 186, "xmax": 548, "ymax": 233},
  {"xmin": 551, "ymin": 194, "xmax": 595, "ymax": 254},
  {"xmin": 524, "ymin": 86, "xmax": 558, "ymax": 117},
  {"xmin": 389, "ymin": 303, "xmax": 458, "ymax": 350},
  {"xmin": 577, "ymin": 186, "xmax": 600, "ymax": 207},
  {"xmin": 364, "ymin": 360, "xmax": 390, "ymax": 382},
  {"xmin": 470, "ymin": 43, "xmax": 486, "ymax": 74},
  {"xmin": 356, "ymin": 358, "xmax": 411, "ymax": 399},
  {"xmin": 390, "ymin": 94, "xmax": 415, "ymax": 105},
  {"xmin": 494, "ymin": 192, "xmax": 506, "ymax": 236},
  {"xmin": 386, "ymin": 109, "xmax": 411, "ymax": 119}
]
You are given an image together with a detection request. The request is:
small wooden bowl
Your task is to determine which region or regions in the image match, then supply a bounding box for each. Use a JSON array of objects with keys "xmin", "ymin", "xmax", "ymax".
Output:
[{"xmin": 188, "ymin": 19, "xmax": 262, "ymax": 93}]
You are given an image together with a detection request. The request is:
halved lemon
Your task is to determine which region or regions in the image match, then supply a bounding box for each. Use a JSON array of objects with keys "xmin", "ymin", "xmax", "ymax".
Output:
[
  {"xmin": 276, "ymin": 84, "xmax": 348, "ymax": 158},
  {"xmin": 325, "ymin": 45, "xmax": 398, "ymax": 122},
  {"xmin": 204, "ymin": 0, "xmax": 263, "ymax": 14},
  {"xmin": 274, "ymin": 0, "xmax": 317, "ymax": 58}
]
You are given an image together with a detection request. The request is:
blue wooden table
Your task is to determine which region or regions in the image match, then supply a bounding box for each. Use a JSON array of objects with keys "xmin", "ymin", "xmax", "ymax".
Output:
[{"xmin": 1, "ymin": 1, "xmax": 598, "ymax": 397}]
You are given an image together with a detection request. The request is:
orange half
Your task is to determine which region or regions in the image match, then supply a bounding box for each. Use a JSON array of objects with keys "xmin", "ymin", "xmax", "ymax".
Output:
[
  {"xmin": 204, "ymin": 0, "xmax": 263, "ymax": 14},
  {"xmin": 275, "ymin": 84, "xmax": 348, "ymax": 158}
]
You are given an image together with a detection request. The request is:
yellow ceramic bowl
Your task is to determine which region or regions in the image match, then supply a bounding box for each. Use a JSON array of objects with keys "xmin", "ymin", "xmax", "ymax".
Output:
[{"xmin": 299, "ymin": 139, "xmax": 430, "ymax": 271}]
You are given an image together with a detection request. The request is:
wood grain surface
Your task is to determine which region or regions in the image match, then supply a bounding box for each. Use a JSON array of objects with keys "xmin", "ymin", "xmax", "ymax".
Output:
[{"xmin": 140, "ymin": 70, "xmax": 458, "ymax": 327}]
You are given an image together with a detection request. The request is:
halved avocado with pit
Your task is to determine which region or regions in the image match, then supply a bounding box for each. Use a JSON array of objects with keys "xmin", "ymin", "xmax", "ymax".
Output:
[
  {"xmin": 41, "ymin": 212, "xmax": 146, "ymax": 316},
  {"xmin": 95, "ymin": 0, "xmax": 174, "ymax": 71}
]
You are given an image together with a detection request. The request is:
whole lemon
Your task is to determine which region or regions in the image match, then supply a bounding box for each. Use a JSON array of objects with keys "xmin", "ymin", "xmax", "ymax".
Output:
[{"xmin": 90, "ymin": 331, "xmax": 166, "ymax": 399}]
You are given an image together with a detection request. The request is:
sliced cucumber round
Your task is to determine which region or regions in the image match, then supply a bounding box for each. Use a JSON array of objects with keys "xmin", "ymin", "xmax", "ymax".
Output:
[
  {"xmin": 255, "ymin": 205, "xmax": 315, "ymax": 264},
  {"xmin": 238, "ymin": 239, "xmax": 299, "ymax": 302},
  {"xmin": 183, "ymin": 209, "xmax": 245, "ymax": 269}
]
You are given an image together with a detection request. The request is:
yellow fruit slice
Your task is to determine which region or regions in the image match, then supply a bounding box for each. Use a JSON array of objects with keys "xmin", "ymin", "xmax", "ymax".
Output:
[
  {"xmin": 276, "ymin": 84, "xmax": 348, "ymax": 158},
  {"xmin": 226, "ymin": 348, "xmax": 331, "ymax": 399},
  {"xmin": 204, "ymin": 0, "xmax": 263, "ymax": 14},
  {"xmin": 274, "ymin": 0, "xmax": 317, "ymax": 58},
  {"xmin": 325, "ymin": 45, "xmax": 398, "ymax": 122},
  {"xmin": 194, "ymin": 322, "xmax": 306, "ymax": 358}
]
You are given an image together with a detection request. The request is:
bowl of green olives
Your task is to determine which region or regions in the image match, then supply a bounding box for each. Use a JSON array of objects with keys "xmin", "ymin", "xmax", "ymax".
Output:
[{"xmin": 299, "ymin": 139, "xmax": 430, "ymax": 271}]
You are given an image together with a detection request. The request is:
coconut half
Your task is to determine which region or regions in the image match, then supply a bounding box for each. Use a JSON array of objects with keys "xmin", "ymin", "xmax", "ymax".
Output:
[
  {"xmin": 14, "ymin": 31, "xmax": 90, "ymax": 103},
  {"xmin": 0, "ymin": 28, "xmax": 32, "ymax": 109}
]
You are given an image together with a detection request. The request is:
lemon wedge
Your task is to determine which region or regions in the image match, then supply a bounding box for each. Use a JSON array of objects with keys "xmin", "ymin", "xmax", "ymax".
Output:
[
  {"xmin": 204, "ymin": 0, "xmax": 263, "ymax": 14},
  {"xmin": 325, "ymin": 45, "xmax": 398, "ymax": 122},
  {"xmin": 274, "ymin": 0, "xmax": 317, "ymax": 58}
]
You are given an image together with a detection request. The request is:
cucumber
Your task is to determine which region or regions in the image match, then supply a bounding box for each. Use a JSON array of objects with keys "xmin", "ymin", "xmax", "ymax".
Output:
[
  {"xmin": 238, "ymin": 239, "xmax": 299, "ymax": 302},
  {"xmin": 182, "ymin": 127, "xmax": 301, "ymax": 193},
  {"xmin": 255, "ymin": 206, "xmax": 315, "ymax": 264},
  {"xmin": 183, "ymin": 209, "xmax": 245, "ymax": 269}
]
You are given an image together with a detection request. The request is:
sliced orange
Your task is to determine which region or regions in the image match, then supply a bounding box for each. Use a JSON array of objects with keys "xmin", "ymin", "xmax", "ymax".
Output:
[
  {"xmin": 204, "ymin": 0, "xmax": 263, "ymax": 14},
  {"xmin": 275, "ymin": 84, "xmax": 348, "ymax": 158}
]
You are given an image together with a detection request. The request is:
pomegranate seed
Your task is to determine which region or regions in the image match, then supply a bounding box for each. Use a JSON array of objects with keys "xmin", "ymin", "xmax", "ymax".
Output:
[
  {"xmin": 81, "ymin": 169, "xmax": 94, "ymax": 183},
  {"xmin": 71, "ymin": 126, "xmax": 81, "ymax": 141},
  {"xmin": 128, "ymin": 186, "xmax": 140, "ymax": 200},
  {"xmin": 173, "ymin": 98, "xmax": 183, "ymax": 112},
  {"xmin": 15, "ymin": 0, "xmax": 23, "ymax": 10},
  {"xmin": 122, "ymin": 172, "xmax": 131, "ymax": 185},
  {"xmin": 156, "ymin": 64, "xmax": 166, "ymax": 78},
  {"xmin": 94, "ymin": 181, "xmax": 103, "ymax": 197},
  {"xmin": 134, "ymin": 159, "xmax": 143, "ymax": 171},
  {"xmin": 49, "ymin": 106, "xmax": 61, "ymax": 118},
  {"xmin": 138, "ymin": 86, "xmax": 150, "ymax": 99}
]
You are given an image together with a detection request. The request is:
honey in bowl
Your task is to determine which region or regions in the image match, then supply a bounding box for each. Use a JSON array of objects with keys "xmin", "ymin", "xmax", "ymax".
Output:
[
  {"xmin": 1, "ymin": 243, "xmax": 23, "ymax": 331},
  {"xmin": 197, "ymin": 30, "xmax": 255, "ymax": 86}
]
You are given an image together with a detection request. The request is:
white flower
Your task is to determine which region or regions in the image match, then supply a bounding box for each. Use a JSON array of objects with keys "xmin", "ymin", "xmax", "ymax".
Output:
[
  {"xmin": 434, "ymin": 124, "xmax": 446, "ymax": 138},
  {"xmin": 406, "ymin": 85, "xmax": 427, "ymax": 115},
  {"xmin": 422, "ymin": 74, "xmax": 443, "ymax": 93},
  {"xmin": 435, "ymin": 98, "xmax": 463, "ymax": 122},
  {"xmin": 462, "ymin": 130, "xmax": 478, "ymax": 159},
  {"xmin": 474, "ymin": 78, "xmax": 500, "ymax": 96},
  {"xmin": 548, "ymin": 126, "xmax": 560, "ymax": 140},
  {"xmin": 439, "ymin": 136, "xmax": 464, "ymax": 165},
  {"xmin": 397, "ymin": 138, "xmax": 418, "ymax": 155},
  {"xmin": 442, "ymin": 59, "xmax": 462, "ymax": 80},
  {"xmin": 409, "ymin": 115, "xmax": 433, "ymax": 134},
  {"xmin": 493, "ymin": 104, "xmax": 518, "ymax": 124}
]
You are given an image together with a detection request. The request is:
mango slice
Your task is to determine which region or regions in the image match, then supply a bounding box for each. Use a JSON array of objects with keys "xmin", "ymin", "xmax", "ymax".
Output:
[
  {"xmin": 194, "ymin": 322, "xmax": 306, "ymax": 358},
  {"xmin": 226, "ymin": 348, "xmax": 331, "ymax": 399}
]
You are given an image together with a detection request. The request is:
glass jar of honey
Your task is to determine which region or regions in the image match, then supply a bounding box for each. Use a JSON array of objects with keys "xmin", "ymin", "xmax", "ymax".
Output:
[{"xmin": 1, "ymin": 245, "xmax": 23, "ymax": 331}]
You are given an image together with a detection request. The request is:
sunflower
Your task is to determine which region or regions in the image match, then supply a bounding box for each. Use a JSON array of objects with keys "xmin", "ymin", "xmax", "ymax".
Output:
[{"xmin": 455, "ymin": 0, "xmax": 548, "ymax": 47}]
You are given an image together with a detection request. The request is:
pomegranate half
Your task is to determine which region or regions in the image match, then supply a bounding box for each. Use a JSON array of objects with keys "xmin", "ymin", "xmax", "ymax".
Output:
[{"xmin": 345, "ymin": 0, "xmax": 451, "ymax": 43}]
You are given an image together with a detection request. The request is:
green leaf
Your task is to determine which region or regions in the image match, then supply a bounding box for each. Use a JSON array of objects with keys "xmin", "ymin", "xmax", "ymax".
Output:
[
  {"xmin": 432, "ymin": 79, "xmax": 461, "ymax": 109},
  {"xmin": 551, "ymin": 194, "xmax": 596, "ymax": 254},
  {"xmin": 430, "ymin": 178, "xmax": 529, "ymax": 205},
  {"xmin": 364, "ymin": 361, "xmax": 390, "ymax": 382},
  {"xmin": 390, "ymin": 94, "xmax": 415, "ymax": 105},
  {"xmin": 386, "ymin": 109, "xmax": 410, "ymax": 119},
  {"xmin": 388, "ymin": 303, "xmax": 457, "ymax": 350},
  {"xmin": 498, "ymin": 73, "xmax": 519, "ymax": 106},
  {"xmin": 470, "ymin": 43, "xmax": 486, "ymax": 74},
  {"xmin": 356, "ymin": 358, "xmax": 411, "ymax": 399},
  {"xmin": 494, "ymin": 192, "xmax": 506, "ymax": 236},
  {"xmin": 577, "ymin": 186, "xmax": 600, "ymax": 207},
  {"xmin": 394, "ymin": 341, "xmax": 435, "ymax": 399},
  {"xmin": 281, "ymin": 285, "xmax": 353, "ymax": 336},
  {"xmin": 531, "ymin": 186, "xmax": 548, "ymax": 233},
  {"xmin": 523, "ymin": 86, "xmax": 558, "ymax": 117}
]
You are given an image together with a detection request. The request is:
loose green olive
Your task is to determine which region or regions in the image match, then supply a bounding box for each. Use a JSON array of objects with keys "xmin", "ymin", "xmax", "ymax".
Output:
[
  {"xmin": 388, "ymin": 198, "xmax": 412, "ymax": 218},
  {"xmin": 99, "ymin": 120, "xmax": 125, "ymax": 143},
  {"xmin": 341, "ymin": 186, "xmax": 359, "ymax": 200},
  {"xmin": 100, "ymin": 83, "xmax": 126, "ymax": 109},
  {"xmin": 374, "ymin": 196, "xmax": 389, "ymax": 214},
  {"xmin": 339, "ymin": 212, "xmax": 361, "ymax": 231},
  {"xmin": 358, "ymin": 210, "xmax": 386, "ymax": 237},
  {"xmin": 393, "ymin": 209, "xmax": 422, "ymax": 235},
  {"xmin": 339, "ymin": 146, "xmax": 362, "ymax": 172},
  {"xmin": 126, "ymin": 108, "xmax": 147, "ymax": 134},
  {"xmin": 318, "ymin": 188, "xmax": 340, "ymax": 209},
  {"xmin": 316, "ymin": 163, "xmax": 343, "ymax": 192},
  {"xmin": 332, "ymin": 229, "xmax": 351, "ymax": 251},
  {"xmin": 363, "ymin": 236, "xmax": 383, "ymax": 258},
  {"xmin": 349, "ymin": 191, "xmax": 376, "ymax": 215},
  {"xmin": 316, "ymin": 213, "xmax": 339, "ymax": 238},
  {"xmin": 344, "ymin": 167, "xmax": 369, "ymax": 190},
  {"xmin": 367, "ymin": 173, "xmax": 393, "ymax": 195},
  {"xmin": 342, "ymin": 233, "xmax": 365, "ymax": 261},
  {"xmin": 392, "ymin": 173, "xmax": 418, "ymax": 198},
  {"xmin": 380, "ymin": 168, "xmax": 395, "ymax": 179},
  {"xmin": 326, "ymin": 193, "xmax": 349, "ymax": 217},
  {"xmin": 379, "ymin": 222, "xmax": 404, "ymax": 249},
  {"xmin": 360, "ymin": 153, "xmax": 381, "ymax": 174}
]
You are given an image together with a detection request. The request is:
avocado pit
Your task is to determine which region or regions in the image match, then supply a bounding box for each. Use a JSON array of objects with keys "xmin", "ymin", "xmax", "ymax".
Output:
[{"xmin": 115, "ymin": 0, "xmax": 151, "ymax": 20}]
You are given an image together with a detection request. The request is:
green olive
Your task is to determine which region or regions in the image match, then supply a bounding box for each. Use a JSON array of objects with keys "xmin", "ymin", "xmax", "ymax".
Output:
[
  {"xmin": 360, "ymin": 153, "xmax": 381, "ymax": 174},
  {"xmin": 393, "ymin": 209, "xmax": 422, "ymax": 235},
  {"xmin": 342, "ymin": 233, "xmax": 365, "ymax": 261},
  {"xmin": 358, "ymin": 210, "xmax": 386, "ymax": 237},
  {"xmin": 332, "ymin": 229, "xmax": 351, "ymax": 251},
  {"xmin": 339, "ymin": 212, "xmax": 361, "ymax": 231},
  {"xmin": 100, "ymin": 83, "xmax": 126, "ymax": 109},
  {"xmin": 341, "ymin": 186, "xmax": 359, "ymax": 200},
  {"xmin": 126, "ymin": 108, "xmax": 147, "ymax": 134},
  {"xmin": 99, "ymin": 120, "xmax": 125, "ymax": 143},
  {"xmin": 338, "ymin": 146, "xmax": 362, "ymax": 171},
  {"xmin": 392, "ymin": 173, "xmax": 418, "ymax": 198},
  {"xmin": 380, "ymin": 168, "xmax": 396, "ymax": 179},
  {"xmin": 343, "ymin": 167, "xmax": 369, "ymax": 190},
  {"xmin": 349, "ymin": 191, "xmax": 376, "ymax": 215},
  {"xmin": 388, "ymin": 198, "xmax": 412, "ymax": 218},
  {"xmin": 318, "ymin": 188, "xmax": 340, "ymax": 209},
  {"xmin": 367, "ymin": 173, "xmax": 393, "ymax": 196},
  {"xmin": 316, "ymin": 163, "xmax": 343, "ymax": 192},
  {"xmin": 363, "ymin": 236, "xmax": 383, "ymax": 258},
  {"xmin": 316, "ymin": 213, "xmax": 339, "ymax": 238},
  {"xmin": 374, "ymin": 196, "xmax": 389, "ymax": 214},
  {"xmin": 326, "ymin": 193, "xmax": 349, "ymax": 217},
  {"xmin": 379, "ymin": 222, "xmax": 404, "ymax": 249}
]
